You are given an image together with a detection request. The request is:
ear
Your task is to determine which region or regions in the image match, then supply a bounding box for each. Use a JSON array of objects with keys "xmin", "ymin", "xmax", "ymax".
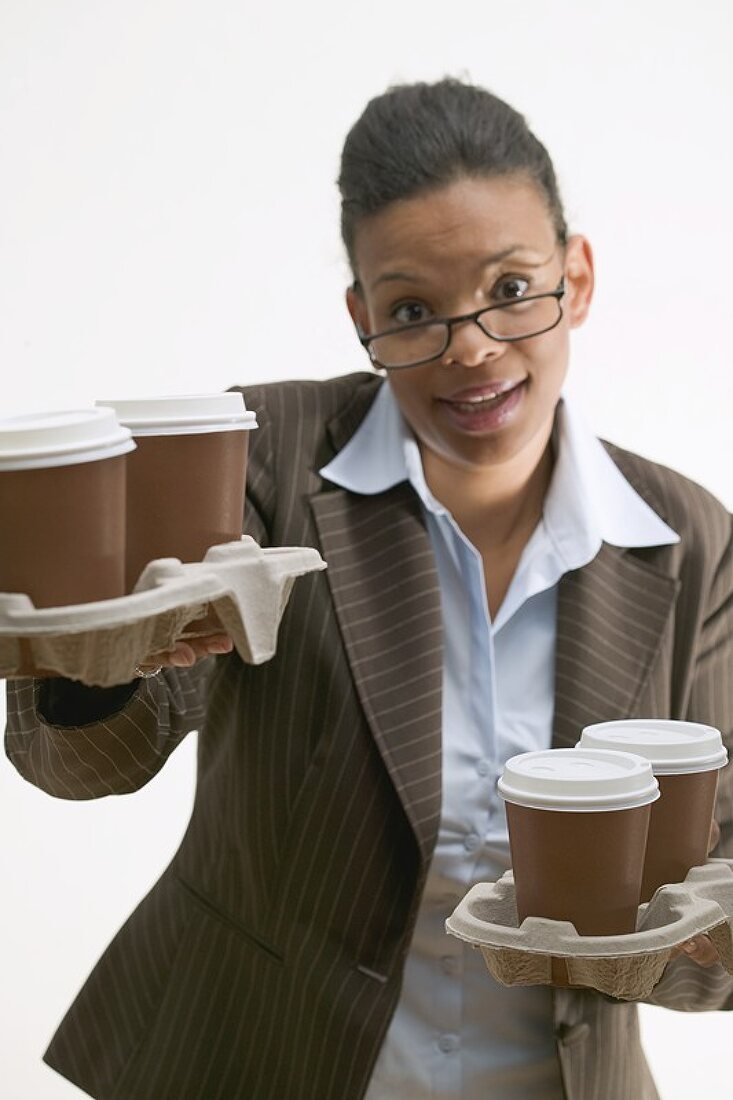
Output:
[
  {"xmin": 563, "ymin": 235, "xmax": 594, "ymax": 330},
  {"xmin": 345, "ymin": 283, "xmax": 370, "ymax": 336}
]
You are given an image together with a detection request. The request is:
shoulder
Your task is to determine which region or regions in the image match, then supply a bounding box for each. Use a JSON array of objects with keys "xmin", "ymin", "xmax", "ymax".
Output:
[
  {"xmin": 229, "ymin": 372, "xmax": 381, "ymax": 435},
  {"xmin": 228, "ymin": 373, "xmax": 382, "ymax": 511},
  {"xmin": 603, "ymin": 440, "xmax": 732, "ymax": 563}
]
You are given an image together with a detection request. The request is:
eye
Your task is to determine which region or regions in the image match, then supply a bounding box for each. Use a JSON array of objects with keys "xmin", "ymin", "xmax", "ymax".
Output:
[
  {"xmin": 494, "ymin": 276, "xmax": 530, "ymax": 301},
  {"xmin": 391, "ymin": 301, "xmax": 431, "ymax": 325}
]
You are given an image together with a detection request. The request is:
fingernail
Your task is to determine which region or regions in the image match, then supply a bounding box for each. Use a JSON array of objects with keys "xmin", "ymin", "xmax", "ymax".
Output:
[{"xmin": 208, "ymin": 641, "xmax": 232, "ymax": 653}]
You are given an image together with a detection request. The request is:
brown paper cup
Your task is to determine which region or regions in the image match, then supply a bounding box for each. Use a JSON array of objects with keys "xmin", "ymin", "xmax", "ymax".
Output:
[
  {"xmin": 641, "ymin": 770, "xmax": 719, "ymax": 902},
  {"xmin": 124, "ymin": 430, "xmax": 250, "ymax": 592},
  {"xmin": 96, "ymin": 394, "xmax": 257, "ymax": 595},
  {"xmin": 499, "ymin": 748, "xmax": 659, "ymax": 937},
  {"xmin": 0, "ymin": 409, "xmax": 134, "ymax": 607},
  {"xmin": 579, "ymin": 721, "xmax": 728, "ymax": 903},
  {"xmin": 506, "ymin": 801, "xmax": 652, "ymax": 936}
]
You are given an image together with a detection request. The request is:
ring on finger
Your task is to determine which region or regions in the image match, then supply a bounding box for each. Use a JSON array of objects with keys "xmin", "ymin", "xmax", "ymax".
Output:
[{"xmin": 134, "ymin": 664, "xmax": 163, "ymax": 678}]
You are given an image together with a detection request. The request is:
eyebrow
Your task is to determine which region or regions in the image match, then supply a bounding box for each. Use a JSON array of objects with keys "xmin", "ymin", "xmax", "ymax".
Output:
[{"xmin": 368, "ymin": 245, "xmax": 543, "ymax": 291}]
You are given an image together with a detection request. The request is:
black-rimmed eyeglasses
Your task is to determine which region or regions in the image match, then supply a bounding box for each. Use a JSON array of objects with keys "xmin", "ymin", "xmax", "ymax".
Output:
[{"xmin": 358, "ymin": 279, "xmax": 565, "ymax": 371}]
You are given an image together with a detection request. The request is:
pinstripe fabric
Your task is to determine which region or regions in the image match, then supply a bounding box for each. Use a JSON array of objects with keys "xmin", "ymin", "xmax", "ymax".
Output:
[
  {"xmin": 5, "ymin": 371, "xmax": 733, "ymax": 1100},
  {"xmin": 553, "ymin": 548, "xmax": 679, "ymax": 749},
  {"xmin": 311, "ymin": 483, "xmax": 442, "ymax": 865}
]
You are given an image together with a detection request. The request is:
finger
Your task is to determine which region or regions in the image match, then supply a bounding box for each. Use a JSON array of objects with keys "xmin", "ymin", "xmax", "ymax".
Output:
[
  {"xmin": 139, "ymin": 635, "xmax": 233, "ymax": 671},
  {"xmin": 681, "ymin": 935, "xmax": 720, "ymax": 968},
  {"xmin": 167, "ymin": 642, "xmax": 198, "ymax": 667},
  {"xmin": 184, "ymin": 636, "xmax": 233, "ymax": 660},
  {"xmin": 198, "ymin": 634, "xmax": 233, "ymax": 655},
  {"xmin": 145, "ymin": 637, "xmax": 232, "ymax": 666},
  {"xmin": 139, "ymin": 642, "xmax": 197, "ymax": 669}
]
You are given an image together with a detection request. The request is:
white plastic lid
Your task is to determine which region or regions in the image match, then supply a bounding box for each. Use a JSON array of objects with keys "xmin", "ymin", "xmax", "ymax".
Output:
[
  {"xmin": 578, "ymin": 720, "xmax": 728, "ymax": 775},
  {"xmin": 497, "ymin": 748, "xmax": 660, "ymax": 812},
  {"xmin": 96, "ymin": 393, "xmax": 258, "ymax": 436},
  {"xmin": 0, "ymin": 408, "xmax": 135, "ymax": 471}
]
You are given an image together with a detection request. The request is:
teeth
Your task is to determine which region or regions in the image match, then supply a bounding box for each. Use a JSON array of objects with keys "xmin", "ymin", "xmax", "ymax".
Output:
[{"xmin": 452, "ymin": 392, "xmax": 506, "ymax": 410}]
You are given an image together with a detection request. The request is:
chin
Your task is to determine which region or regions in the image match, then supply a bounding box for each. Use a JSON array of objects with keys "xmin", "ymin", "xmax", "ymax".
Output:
[{"xmin": 434, "ymin": 435, "xmax": 520, "ymax": 472}]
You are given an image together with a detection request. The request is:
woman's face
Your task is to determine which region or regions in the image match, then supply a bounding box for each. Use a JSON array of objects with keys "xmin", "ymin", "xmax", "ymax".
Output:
[{"xmin": 347, "ymin": 174, "xmax": 594, "ymax": 474}]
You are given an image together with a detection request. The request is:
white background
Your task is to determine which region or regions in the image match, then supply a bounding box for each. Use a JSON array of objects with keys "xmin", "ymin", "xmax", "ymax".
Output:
[{"xmin": 1, "ymin": 1, "xmax": 732, "ymax": 1097}]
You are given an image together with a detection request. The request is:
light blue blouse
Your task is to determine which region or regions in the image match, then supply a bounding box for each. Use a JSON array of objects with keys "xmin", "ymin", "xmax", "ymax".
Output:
[{"xmin": 320, "ymin": 382, "xmax": 679, "ymax": 1100}]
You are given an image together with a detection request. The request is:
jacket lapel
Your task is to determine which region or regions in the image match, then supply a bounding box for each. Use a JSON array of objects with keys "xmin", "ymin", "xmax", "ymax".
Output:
[
  {"xmin": 552, "ymin": 543, "xmax": 680, "ymax": 748},
  {"xmin": 311, "ymin": 479, "xmax": 443, "ymax": 866},
  {"xmin": 311, "ymin": 380, "xmax": 680, "ymax": 858}
]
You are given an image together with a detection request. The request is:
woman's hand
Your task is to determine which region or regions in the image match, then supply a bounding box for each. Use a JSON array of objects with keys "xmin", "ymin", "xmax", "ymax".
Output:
[
  {"xmin": 668, "ymin": 935, "xmax": 720, "ymax": 967},
  {"xmin": 135, "ymin": 633, "xmax": 233, "ymax": 674},
  {"xmin": 667, "ymin": 817, "xmax": 722, "ymax": 968}
]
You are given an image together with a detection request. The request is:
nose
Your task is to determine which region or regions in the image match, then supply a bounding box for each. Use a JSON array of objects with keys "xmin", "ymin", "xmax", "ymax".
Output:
[{"xmin": 441, "ymin": 317, "xmax": 506, "ymax": 368}]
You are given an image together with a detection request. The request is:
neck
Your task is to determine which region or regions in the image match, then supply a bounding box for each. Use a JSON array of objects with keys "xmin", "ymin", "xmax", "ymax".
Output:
[{"xmin": 420, "ymin": 422, "xmax": 555, "ymax": 549}]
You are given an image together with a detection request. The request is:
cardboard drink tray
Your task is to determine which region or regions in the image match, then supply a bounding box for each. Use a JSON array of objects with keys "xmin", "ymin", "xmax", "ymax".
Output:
[
  {"xmin": 0, "ymin": 537, "xmax": 326, "ymax": 686},
  {"xmin": 446, "ymin": 859, "xmax": 733, "ymax": 1000}
]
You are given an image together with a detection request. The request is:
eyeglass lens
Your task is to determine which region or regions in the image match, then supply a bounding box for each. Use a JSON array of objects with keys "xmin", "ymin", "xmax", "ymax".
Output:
[{"xmin": 369, "ymin": 295, "xmax": 562, "ymax": 369}]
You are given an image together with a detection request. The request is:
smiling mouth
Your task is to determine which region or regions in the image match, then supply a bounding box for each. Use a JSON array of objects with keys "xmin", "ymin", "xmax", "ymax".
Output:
[{"xmin": 439, "ymin": 380, "xmax": 526, "ymax": 412}]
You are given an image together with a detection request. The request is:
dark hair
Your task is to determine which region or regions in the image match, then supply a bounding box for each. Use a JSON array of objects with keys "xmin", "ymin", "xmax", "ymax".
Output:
[{"xmin": 338, "ymin": 78, "xmax": 567, "ymax": 273}]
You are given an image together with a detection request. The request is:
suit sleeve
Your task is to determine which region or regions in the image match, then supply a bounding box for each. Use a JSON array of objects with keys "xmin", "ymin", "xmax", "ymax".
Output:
[
  {"xmin": 647, "ymin": 512, "xmax": 733, "ymax": 1011},
  {"xmin": 4, "ymin": 662, "xmax": 212, "ymax": 799},
  {"xmin": 4, "ymin": 385, "xmax": 275, "ymax": 801}
]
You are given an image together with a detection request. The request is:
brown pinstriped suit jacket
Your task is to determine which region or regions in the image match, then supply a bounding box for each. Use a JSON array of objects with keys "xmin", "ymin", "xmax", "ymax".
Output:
[{"xmin": 6, "ymin": 372, "xmax": 733, "ymax": 1100}]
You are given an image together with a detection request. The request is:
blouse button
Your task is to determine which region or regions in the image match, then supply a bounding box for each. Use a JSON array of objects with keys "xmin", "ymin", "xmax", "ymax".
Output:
[{"xmin": 438, "ymin": 1034, "xmax": 460, "ymax": 1054}]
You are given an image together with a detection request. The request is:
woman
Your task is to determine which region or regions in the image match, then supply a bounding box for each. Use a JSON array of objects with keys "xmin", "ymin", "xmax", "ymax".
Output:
[{"xmin": 7, "ymin": 78, "xmax": 733, "ymax": 1100}]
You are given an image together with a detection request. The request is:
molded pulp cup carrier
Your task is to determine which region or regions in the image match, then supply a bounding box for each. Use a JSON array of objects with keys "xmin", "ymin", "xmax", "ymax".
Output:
[
  {"xmin": 498, "ymin": 748, "xmax": 659, "ymax": 935},
  {"xmin": 579, "ymin": 721, "xmax": 728, "ymax": 901},
  {"xmin": 96, "ymin": 394, "xmax": 258, "ymax": 593},
  {"xmin": 0, "ymin": 408, "xmax": 134, "ymax": 606}
]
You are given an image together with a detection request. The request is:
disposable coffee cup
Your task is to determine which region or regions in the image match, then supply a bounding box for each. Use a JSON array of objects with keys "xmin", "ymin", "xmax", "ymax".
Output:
[
  {"xmin": 579, "ymin": 721, "xmax": 728, "ymax": 902},
  {"xmin": 0, "ymin": 408, "xmax": 135, "ymax": 607},
  {"xmin": 498, "ymin": 748, "xmax": 659, "ymax": 936},
  {"xmin": 96, "ymin": 394, "xmax": 257, "ymax": 594}
]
